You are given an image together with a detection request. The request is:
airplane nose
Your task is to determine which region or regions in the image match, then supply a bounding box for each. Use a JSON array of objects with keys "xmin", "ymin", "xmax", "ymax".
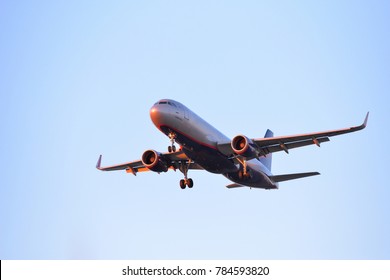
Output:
[
  {"xmin": 150, "ymin": 105, "xmax": 159, "ymax": 126},
  {"xmin": 150, "ymin": 104, "xmax": 168, "ymax": 128}
]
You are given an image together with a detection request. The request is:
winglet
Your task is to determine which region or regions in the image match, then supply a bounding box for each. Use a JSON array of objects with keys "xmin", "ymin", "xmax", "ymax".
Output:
[
  {"xmin": 96, "ymin": 155, "xmax": 102, "ymax": 170},
  {"xmin": 363, "ymin": 112, "xmax": 369, "ymax": 128},
  {"xmin": 351, "ymin": 112, "xmax": 369, "ymax": 132}
]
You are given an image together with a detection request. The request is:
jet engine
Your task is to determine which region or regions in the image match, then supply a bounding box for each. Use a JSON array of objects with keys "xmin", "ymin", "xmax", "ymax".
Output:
[
  {"xmin": 141, "ymin": 150, "xmax": 169, "ymax": 172},
  {"xmin": 231, "ymin": 135, "xmax": 258, "ymax": 158}
]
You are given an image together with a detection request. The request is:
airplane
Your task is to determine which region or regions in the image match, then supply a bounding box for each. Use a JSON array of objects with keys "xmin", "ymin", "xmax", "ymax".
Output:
[{"xmin": 96, "ymin": 99, "xmax": 368, "ymax": 190}]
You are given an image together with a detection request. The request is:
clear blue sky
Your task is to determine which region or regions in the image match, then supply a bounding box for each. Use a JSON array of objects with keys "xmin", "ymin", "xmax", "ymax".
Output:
[{"xmin": 1, "ymin": 0, "xmax": 389, "ymax": 259}]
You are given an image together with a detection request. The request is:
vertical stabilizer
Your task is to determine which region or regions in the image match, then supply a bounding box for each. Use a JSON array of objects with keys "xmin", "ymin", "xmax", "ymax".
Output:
[{"xmin": 260, "ymin": 129, "xmax": 273, "ymax": 170}]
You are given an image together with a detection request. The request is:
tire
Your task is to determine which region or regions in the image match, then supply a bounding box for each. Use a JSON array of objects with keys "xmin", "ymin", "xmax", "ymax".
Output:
[
  {"xmin": 180, "ymin": 179, "xmax": 186, "ymax": 189},
  {"xmin": 187, "ymin": 178, "xmax": 193, "ymax": 188}
]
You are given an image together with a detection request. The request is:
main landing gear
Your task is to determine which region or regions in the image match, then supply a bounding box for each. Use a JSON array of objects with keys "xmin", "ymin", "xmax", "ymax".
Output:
[
  {"xmin": 178, "ymin": 161, "xmax": 194, "ymax": 189},
  {"xmin": 180, "ymin": 178, "xmax": 193, "ymax": 189},
  {"xmin": 168, "ymin": 131, "xmax": 177, "ymax": 153},
  {"xmin": 166, "ymin": 132, "xmax": 194, "ymax": 189}
]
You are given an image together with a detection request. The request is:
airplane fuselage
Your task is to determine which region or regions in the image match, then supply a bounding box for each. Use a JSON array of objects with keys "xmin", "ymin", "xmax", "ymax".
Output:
[{"xmin": 150, "ymin": 99, "xmax": 278, "ymax": 189}]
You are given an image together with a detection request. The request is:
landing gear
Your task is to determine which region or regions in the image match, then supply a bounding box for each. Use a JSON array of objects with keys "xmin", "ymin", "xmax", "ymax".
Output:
[
  {"xmin": 179, "ymin": 178, "xmax": 193, "ymax": 189},
  {"xmin": 168, "ymin": 145, "xmax": 176, "ymax": 153},
  {"xmin": 180, "ymin": 179, "xmax": 186, "ymax": 189},
  {"xmin": 187, "ymin": 178, "xmax": 193, "ymax": 188},
  {"xmin": 236, "ymin": 157, "xmax": 252, "ymax": 179},
  {"xmin": 178, "ymin": 161, "xmax": 194, "ymax": 189},
  {"xmin": 168, "ymin": 131, "xmax": 177, "ymax": 153}
]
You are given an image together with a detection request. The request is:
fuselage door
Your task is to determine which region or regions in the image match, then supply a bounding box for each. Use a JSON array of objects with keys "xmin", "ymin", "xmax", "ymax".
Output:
[
  {"xmin": 176, "ymin": 103, "xmax": 189, "ymax": 120},
  {"xmin": 184, "ymin": 108, "xmax": 189, "ymax": 120}
]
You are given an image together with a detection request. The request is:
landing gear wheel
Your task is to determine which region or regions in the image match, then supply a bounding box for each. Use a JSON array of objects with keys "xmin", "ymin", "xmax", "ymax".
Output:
[
  {"xmin": 168, "ymin": 145, "xmax": 176, "ymax": 153},
  {"xmin": 187, "ymin": 178, "xmax": 193, "ymax": 188},
  {"xmin": 180, "ymin": 179, "xmax": 186, "ymax": 189}
]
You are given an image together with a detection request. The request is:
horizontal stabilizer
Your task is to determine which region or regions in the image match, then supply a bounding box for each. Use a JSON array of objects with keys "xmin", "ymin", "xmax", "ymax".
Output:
[
  {"xmin": 226, "ymin": 183, "xmax": 245, "ymax": 188},
  {"xmin": 269, "ymin": 172, "xmax": 320, "ymax": 182}
]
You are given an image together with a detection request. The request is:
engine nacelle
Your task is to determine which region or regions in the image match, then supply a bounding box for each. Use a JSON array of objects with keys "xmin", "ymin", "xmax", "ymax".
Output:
[
  {"xmin": 141, "ymin": 150, "xmax": 169, "ymax": 173},
  {"xmin": 231, "ymin": 135, "xmax": 258, "ymax": 158}
]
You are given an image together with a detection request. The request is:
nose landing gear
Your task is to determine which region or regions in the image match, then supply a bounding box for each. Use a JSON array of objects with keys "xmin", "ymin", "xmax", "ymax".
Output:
[{"xmin": 168, "ymin": 131, "xmax": 177, "ymax": 153}]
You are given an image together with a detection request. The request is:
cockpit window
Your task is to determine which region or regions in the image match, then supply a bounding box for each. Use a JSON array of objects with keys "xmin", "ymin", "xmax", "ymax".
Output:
[{"xmin": 158, "ymin": 101, "xmax": 177, "ymax": 107}]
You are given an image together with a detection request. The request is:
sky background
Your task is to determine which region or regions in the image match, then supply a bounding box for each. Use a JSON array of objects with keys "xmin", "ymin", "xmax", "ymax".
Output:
[{"xmin": 1, "ymin": 0, "xmax": 389, "ymax": 259}]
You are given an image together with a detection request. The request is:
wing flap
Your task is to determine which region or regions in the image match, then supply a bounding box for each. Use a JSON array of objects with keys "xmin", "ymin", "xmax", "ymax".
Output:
[{"xmin": 263, "ymin": 137, "xmax": 329, "ymax": 154}]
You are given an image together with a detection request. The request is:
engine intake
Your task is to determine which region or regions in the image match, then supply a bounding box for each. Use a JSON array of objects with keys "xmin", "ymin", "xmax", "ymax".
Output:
[
  {"xmin": 141, "ymin": 150, "xmax": 169, "ymax": 172},
  {"xmin": 231, "ymin": 135, "xmax": 258, "ymax": 158}
]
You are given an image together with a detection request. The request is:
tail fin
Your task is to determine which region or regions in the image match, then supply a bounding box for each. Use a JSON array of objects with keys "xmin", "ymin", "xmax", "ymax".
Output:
[{"xmin": 260, "ymin": 129, "xmax": 273, "ymax": 170}]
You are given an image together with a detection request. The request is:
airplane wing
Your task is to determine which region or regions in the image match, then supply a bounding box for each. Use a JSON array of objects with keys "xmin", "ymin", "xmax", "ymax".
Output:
[
  {"xmin": 217, "ymin": 112, "xmax": 369, "ymax": 157},
  {"xmin": 96, "ymin": 150, "xmax": 203, "ymax": 175}
]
